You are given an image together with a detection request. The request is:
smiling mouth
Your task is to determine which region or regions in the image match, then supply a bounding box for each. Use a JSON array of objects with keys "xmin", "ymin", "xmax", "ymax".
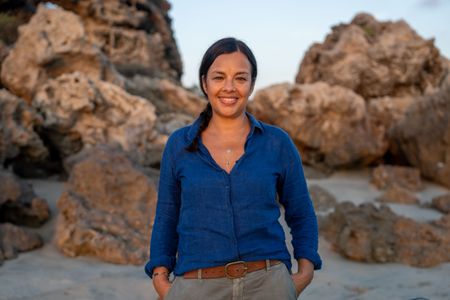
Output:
[{"xmin": 218, "ymin": 97, "xmax": 238, "ymax": 105}]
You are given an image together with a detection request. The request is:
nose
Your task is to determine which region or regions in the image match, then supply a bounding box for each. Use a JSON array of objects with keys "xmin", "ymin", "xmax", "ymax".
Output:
[{"xmin": 223, "ymin": 79, "xmax": 236, "ymax": 92}]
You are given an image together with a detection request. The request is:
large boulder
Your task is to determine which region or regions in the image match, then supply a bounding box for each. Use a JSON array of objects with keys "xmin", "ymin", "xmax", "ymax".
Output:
[
  {"xmin": 321, "ymin": 202, "xmax": 450, "ymax": 267},
  {"xmin": 371, "ymin": 165, "xmax": 423, "ymax": 191},
  {"xmin": 32, "ymin": 72, "xmax": 160, "ymax": 166},
  {"xmin": 0, "ymin": 169, "xmax": 50, "ymax": 227},
  {"xmin": 296, "ymin": 13, "xmax": 446, "ymax": 99},
  {"xmin": 51, "ymin": 0, "xmax": 182, "ymax": 80},
  {"xmin": 0, "ymin": 89, "xmax": 48, "ymax": 166},
  {"xmin": 55, "ymin": 146, "xmax": 157, "ymax": 265},
  {"xmin": 0, "ymin": 4, "xmax": 123, "ymax": 102},
  {"xmin": 249, "ymin": 82, "xmax": 387, "ymax": 168},
  {"xmin": 0, "ymin": 223, "xmax": 43, "ymax": 265},
  {"xmin": 125, "ymin": 75, "xmax": 206, "ymax": 116},
  {"xmin": 390, "ymin": 82, "xmax": 450, "ymax": 188}
]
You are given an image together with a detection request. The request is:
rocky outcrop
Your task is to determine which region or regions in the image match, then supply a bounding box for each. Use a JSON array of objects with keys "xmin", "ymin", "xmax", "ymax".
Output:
[
  {"xmin": 371, "ymin": 165, "xmax": 423, "ymax": 191},
  {"xmin": 0, "ymin": 169, "xmax": 50, "ymax": 227},
  {"xmin": 296, "ymin": 13, "xmax": 446, "ymax": 99},
  {"xmin": 32, "ymin": 72, "xmax": 160, "ymax": 166},
  {"xmin": 125, "ymin": 76, "xmax": 206, "ymax": 116},
  {"xmin": 51, "ymin": 0, "xmax": 182, "ymax": 80},
  {"xmin": 248, "ymin": 82, "xmax": 387, "ymax": 168},
  {"xmin": 1, "ymin": 5, "xmax": 124, "ymax": 102},
  {"xmin": 321, "ymin": 202, "xmax": 450, "ymax": 267},
  {"xmin": 0, "ymin": 89, "xmax": 48, "ymax": 166},
  {"xmin": 376, "ymin": 184, "xmax": 420, "ymax": 205},
  {"xmin": 431, "ymin": 194, "xmax": 450, "ymax": 214},
  {"xmin": 55, "ymin": 146, "xmax": 157, "ymax": 265},
  {"xmin": 0, "ymin": 223, "xmax": 43, "ymax": 265},
  {"xmin": 390, "ymin": 82, "xmax": 450, "ymax": 188},
  {"xmin": 308, "ymin": 185, "xmax": 337, "ymax": 212}
]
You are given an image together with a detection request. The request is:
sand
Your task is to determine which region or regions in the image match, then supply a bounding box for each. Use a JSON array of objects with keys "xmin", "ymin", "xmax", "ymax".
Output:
[{"xmin": 0, "ymin": 169, "xmax": 449, "ymax": 300}]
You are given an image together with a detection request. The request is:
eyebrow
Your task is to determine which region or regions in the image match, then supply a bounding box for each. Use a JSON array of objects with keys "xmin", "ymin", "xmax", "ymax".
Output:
[{"xmin": 210, "ymin": 71, "xmax": 250, "ymax": 76}]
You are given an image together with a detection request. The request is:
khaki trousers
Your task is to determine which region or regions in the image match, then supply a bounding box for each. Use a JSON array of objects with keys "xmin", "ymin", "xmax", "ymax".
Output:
[{"xmin": 165, "ymin": 262, "xmax": 297, "ymax": 300}]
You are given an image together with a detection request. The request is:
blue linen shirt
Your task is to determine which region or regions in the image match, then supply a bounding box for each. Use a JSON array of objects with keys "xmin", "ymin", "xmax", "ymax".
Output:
[{"xmin": 145, "ymin": 113, "xmax": 322, "ymax": 277}]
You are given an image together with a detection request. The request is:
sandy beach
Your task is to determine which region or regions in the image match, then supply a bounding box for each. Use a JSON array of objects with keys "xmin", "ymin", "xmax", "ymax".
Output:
[{"xmin": 0, "ymin": 169, "xmax": 449, "ymax": 300}]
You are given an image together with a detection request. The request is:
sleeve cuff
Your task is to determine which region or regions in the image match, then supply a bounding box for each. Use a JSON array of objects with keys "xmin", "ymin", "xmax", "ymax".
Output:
[
  {"xmin": 294, "ymin": 248, "xmax": 322, "ymax": 270},
  {"xmin": 144, "ymin": 255, "xmax": 176, "ymax": 278}
]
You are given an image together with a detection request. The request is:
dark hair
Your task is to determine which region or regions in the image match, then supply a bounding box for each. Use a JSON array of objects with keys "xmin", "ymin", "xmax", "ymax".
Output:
[{"xmin": 186, "ymin": 37, "xmax": 258, "ymax": 152}]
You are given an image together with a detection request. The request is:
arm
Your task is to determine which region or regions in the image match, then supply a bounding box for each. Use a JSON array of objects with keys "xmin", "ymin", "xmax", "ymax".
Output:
[
  {"xmin": 277, "ymin": 137, "xmax": 321, "ymax": 293},
  {"xmin": 144, "ymin": 136, "xmax": 181, "ymax": 298}
]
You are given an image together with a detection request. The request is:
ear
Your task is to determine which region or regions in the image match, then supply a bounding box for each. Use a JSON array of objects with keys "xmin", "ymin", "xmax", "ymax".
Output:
[{"xmin": 201, "ymin": 75, "xmax": 207, "ymax": 95}]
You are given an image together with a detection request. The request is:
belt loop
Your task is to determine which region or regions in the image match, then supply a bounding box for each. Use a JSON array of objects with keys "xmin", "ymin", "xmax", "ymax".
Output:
[
  {"xmin": 265, "ymin": 259, "xmax": 271, "ymax": 271},
  {"xmin": 197, "ymin": 269, "xmax": 202, "ymax": 279}
]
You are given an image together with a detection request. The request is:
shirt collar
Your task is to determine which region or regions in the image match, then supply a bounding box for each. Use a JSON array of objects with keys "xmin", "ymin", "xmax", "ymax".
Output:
[{"xmin": 186, "ymin": 111, "xmax": 264, "ymax": 144}]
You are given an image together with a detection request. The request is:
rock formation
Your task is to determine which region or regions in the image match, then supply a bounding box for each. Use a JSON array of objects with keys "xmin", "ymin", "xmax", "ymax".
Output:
[
  {"xmin": 249, "ymin": 82, "xmax": 387, "ymax": 167},
  {"xmin": 296, "ymin": 13, "xmax": 446, "ymax": 99},
  {"xmin": 321, "ymin": 202, "xmax": 450, "ymax": 267},
  {"xmin": 0, "ymin": 223, "xmax": 43, "ymax": 265},
  {"xmin": 371, "ymin": 165, "xmax": 423, "ymax": 191},
  {"xmin": 1, "ymin": 5, "xmax": 124, "ymax": 102},
  {"xmin": 0, "ymin": 169, "xmax": 50, "ymax": 227},
  {"xmin": 390, "ymin": 82, "xmax": 450, "ymax": 188},
  {"xmin": 55, "ymin": 146, "xmax": 157, "ymax": 265},
  {"xmin": 51, "ymin": 0, "xmax": 182, "ymax": 81},
  {"xmin": 0, "ymin": 89, "xmax": 48, "ymax": 167},
  {"xmin": 32, "ymin": 72, "xmax": 160, "ymax": 166}
]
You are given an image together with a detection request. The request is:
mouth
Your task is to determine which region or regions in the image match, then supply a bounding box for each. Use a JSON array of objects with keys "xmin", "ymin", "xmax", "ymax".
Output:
[{"xmin": 218, "ymin": 96, "xmax": 239, "ymax": 105}]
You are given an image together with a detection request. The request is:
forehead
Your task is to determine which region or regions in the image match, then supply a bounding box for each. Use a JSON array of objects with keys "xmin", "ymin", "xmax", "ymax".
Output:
[{"xmin": 208, "ymin": 51, "xmax": 251, "ymax": 73}]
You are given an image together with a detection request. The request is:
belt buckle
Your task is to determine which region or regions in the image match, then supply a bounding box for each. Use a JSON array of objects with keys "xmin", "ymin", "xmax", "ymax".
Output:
[{"xmin": 224, "ymin": 261, "xmax": 248, "ymax": 279}]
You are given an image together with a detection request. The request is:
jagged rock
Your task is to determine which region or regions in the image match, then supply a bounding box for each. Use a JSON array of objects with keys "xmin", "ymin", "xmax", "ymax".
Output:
[
  {"xmin": 155, "ymin": 112, "xmax": 194, "ymax": 136},
  {"xmin": 296, "ymin": 13, "xmax": 446, "ymax": 99},
  {"xmin": 321, "ymin": 202, "xmax": 450, "ymax": 267},
  {"xmin": 0, "ymin": 4, "xmax": 124, "ymax": 102},
  {"xmin": 376, "ymin": 184, "xmax": 420, "ymax": 204},
  {"xmin": 308, "ymin": 185, "xmax": 337, "ymax": 212},
  {"xmin": 55, "ymin": 146, "xmax": 157, "ymax": 265},
  {"xmin": 125, "ymin": 76, "xmax": 206, "ymax": 116},
  {"xmin": 248, "ymin": 82, "xmax": 387, "ymax": 168},
  {"xmin": 0, "ymin": 223, "xmax": 43, "ymax": 264},
  {"xmin": 367, "ymin": 96, "xmax": 415, "ymax": 134},
  {"xmin": 32, "ymin": 72, "xmax": 160, "ymax": 166},
  {"xmin": 371, "ymin": 165, "xmax": 423, "ymax": 191},
  {"xmin": 0, "ymin": 169, "xmax": 50, "ymax": 227},
  {"xmin": 0, "ymin": 89, "xmax": 48, "ymax": 166},
  {"xmin": 390, "ymin": 82, "xmax": 450, "ymax": 188},
  {"xmin": 431, "ymin": 194, "xmax": 450, "ymax": 214},
  {"xmin": 51, "ymin": 0, "xmax": 182, "ymax": 80}
]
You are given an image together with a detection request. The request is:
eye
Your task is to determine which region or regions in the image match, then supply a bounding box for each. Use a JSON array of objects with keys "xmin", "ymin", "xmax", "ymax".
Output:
[
  {"xmin": 212, "ymin": 76, "xmax": 224, "ymax": 81},
  {"xmin": 236, "ymin": 77, "xmax": 248, "ymax": 82}
]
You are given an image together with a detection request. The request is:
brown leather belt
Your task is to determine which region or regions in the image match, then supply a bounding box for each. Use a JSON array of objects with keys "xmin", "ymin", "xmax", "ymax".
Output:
[{"xmin": 183, "ymin": 260, "xmax": 281, "ymax": 279}]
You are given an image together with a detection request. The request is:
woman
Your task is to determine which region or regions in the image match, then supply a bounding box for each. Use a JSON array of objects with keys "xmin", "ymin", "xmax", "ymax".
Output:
[{"xmin": 145, "ymin": 37, "xmax": 321, "ymax": 300}]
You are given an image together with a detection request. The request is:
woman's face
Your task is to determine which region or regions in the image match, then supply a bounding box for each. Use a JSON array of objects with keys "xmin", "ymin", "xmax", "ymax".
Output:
[{"xmin": 202, "ymin": 51, "xmax": 254, "ymax": 119}]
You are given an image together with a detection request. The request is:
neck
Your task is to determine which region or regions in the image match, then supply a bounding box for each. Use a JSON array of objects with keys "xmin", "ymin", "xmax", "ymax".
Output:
[{"xmin": 208, "ymin": 112, "xmax": 249, "ymax": 135}]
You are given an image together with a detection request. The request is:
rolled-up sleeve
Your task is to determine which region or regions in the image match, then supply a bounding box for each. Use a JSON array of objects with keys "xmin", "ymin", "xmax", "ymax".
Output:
[
  {"xmin": 277, "ymin": 137, "xmax": 322, "ymax": 270},
  {"xmin": 144, "ymin": 136, "xmax": 181, "ymax": 278}
]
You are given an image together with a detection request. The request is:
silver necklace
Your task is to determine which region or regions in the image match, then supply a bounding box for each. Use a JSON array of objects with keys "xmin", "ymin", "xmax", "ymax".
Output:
[{"xmin": 225, "ymin": 149, "xmax": 232, "ymax": 169}]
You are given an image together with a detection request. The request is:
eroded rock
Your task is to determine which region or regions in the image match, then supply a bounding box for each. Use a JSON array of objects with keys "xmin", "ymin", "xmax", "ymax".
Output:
[
  {"xmin": 0, "ymin": 89, "xmax": 48, "ymax": 166},
  {"xmin": 0, "ymin": 223, "xmax": 43, "ymax": 264},
  {"xmin": 0, "ymin": 169, "xmax": 50, "ymax": 227},
  {"xmin": 249, "ymin": 82, "xmax": 387, "ymax": 168},
  {"xmin": 309, "ymin": 185, "xmax": 337, "ymax": 212},
  {"xmin": 431, "ymin": 194, "xmax": 450, "ymax": 214},
  {"xmin": 0, "ymin": 4, "xmax": 123, "ymax": 102},
  {"xmin": 32, "ymin": 72, "xmax": 160, "ymax": 166},
  {"xmin": 390, "ymin": 82, "xmax": 450, "ymax": 188},
  {"xmin": 321, "ymin": 202, "xmax": 450, "ymax": 267},
  {"xmin": 296, "ymin": 13, "xmax": 446, "ymax": 99},
  {"xmin": 371, "ymin": 165, "xmax": 423, "ymax": 191},
  {"xmin": 376, "ymin": 184, "xmax": 420, "ymax": 204},
  {"xmin": 55, "ymin": 146, "xmax": 157, "ymax": 265}
]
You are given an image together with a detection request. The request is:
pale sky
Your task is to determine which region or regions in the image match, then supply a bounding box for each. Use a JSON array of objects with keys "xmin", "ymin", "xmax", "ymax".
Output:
[{"xmin": 169, "ymin": 0, "xmax": 450, "ymax": 91}]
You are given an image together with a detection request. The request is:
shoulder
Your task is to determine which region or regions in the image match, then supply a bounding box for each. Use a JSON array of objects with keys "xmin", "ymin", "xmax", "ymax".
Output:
[
  {"xmin": 163, "ymin": 124, "xmax": 192, "ymax": 154},
  {"xmin": 259, "ymin": 121, "xmax": 295, "ymax": 145}
]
